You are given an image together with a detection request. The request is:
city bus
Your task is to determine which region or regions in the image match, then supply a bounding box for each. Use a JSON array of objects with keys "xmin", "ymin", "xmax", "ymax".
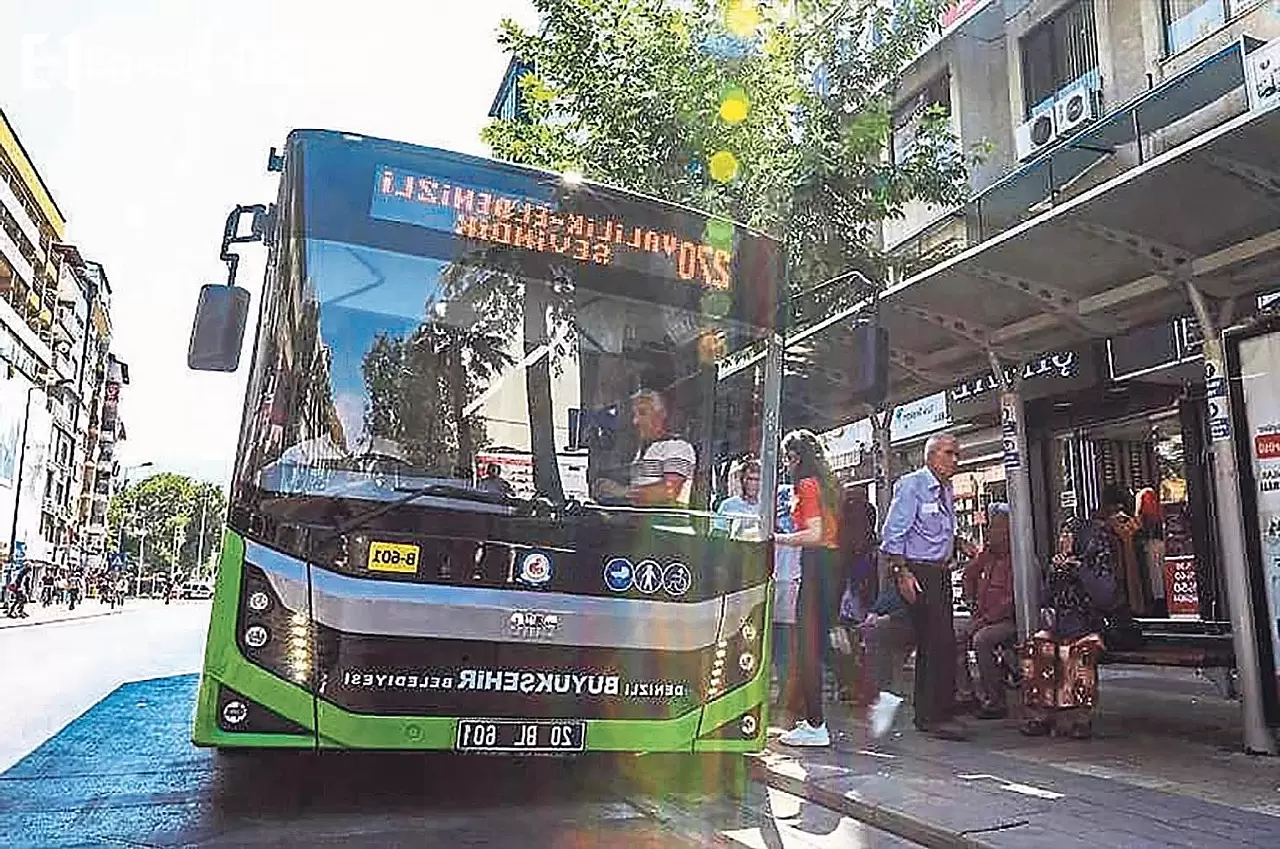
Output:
[{"xmin": 186, "ymin": 129, "xmax": 785, "ymax": 755}]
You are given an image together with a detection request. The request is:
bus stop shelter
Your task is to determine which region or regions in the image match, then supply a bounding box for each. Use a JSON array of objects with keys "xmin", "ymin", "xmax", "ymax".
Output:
[{"xmin": 789, "ymin": 41, "xmax": 1280, "ymax": 753}]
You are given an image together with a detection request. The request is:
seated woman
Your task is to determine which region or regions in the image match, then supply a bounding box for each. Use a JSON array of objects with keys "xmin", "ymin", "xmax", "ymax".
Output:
[{"xmin": 1020, "ymin": 512, "xmax": 1125, "ymax": 739}]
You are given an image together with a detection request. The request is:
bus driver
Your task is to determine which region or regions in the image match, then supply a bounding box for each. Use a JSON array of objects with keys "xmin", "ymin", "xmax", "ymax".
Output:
[{"xmin": 594, "ymin": 388, "xmax": 696, "ymax": 508}]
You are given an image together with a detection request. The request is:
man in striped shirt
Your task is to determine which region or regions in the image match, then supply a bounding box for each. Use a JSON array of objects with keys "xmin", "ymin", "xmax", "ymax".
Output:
[{"xmin": 595, "ymin": 388, "xmax": 696, "ymax": 507}]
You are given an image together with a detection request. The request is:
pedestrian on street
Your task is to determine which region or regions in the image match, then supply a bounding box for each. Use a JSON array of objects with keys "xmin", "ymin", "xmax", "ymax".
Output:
[
  {"xmin": 771, "ymin": 482, "xmax": 802, "ymax": 716},
  {"xmin": 831, "ymin": 489, "xmax": 879, "ymax": 704},
  {"xmin": 5, "ymin": 563, "xmax": 32, "ymax": 618},
  {"xmin": 67, "ymin": 573, "xmax": 82, "ymax": 611},
  {"xmin": 880, "ymin": 433, "xmax": 977, "ymax": 741},
  {"xmin": 776, "ymin": 429, "xmax": 842, "ymax": 748},
  {"xmin": 858, "ymin": 578, "xmax": 914, "ymax": 737},
  {"xmin": 955, "ymin": 503, "xmax": 1017, "ymax": 719}
]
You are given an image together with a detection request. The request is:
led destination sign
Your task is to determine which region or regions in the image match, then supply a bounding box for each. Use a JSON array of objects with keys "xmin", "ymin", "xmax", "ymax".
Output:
[{"xmin": 370, "ymin": 165, "xmax": 734, "ymax": 290}]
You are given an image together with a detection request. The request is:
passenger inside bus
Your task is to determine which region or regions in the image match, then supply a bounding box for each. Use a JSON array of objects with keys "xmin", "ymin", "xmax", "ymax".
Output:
[{"xmin": 592, "ymin": 386, "xmax": 697, "ymax": 508}]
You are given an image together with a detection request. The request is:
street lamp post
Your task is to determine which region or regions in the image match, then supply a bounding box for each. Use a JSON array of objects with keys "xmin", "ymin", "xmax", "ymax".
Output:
[
  {"xmin": 5, "ymin": 377, "xmax": 74, "ymax": 590},
  {"xmin": 115, "ymin": 461, "xmax": 153, "ymax": 566},
  {"xmin": 195, "ymin": 497, "xmax": 208, "ymax": 577}
]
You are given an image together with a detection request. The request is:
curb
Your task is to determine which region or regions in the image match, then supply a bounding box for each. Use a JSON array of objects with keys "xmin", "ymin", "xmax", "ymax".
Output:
[
  {"xmin": 747, "ymin": 753, "xmax": 995, "ymax": 849},
  {"xmin": 0, "ymin": 607, "xmax": 125, "ymax": 630}
]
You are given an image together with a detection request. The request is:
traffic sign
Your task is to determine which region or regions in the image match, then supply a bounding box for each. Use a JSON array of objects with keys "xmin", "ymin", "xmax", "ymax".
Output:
[
  {"xmin": 13, "ymin": 541, "xmax": 25, "ymax": 563},
  {"xmin": 108, "ymin": 552, "xmax": 126, "ymax": 570}
]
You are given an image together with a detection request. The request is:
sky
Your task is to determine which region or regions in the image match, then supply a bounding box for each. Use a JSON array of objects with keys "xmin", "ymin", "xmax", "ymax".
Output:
[{"xmin": 0, "ymin": 0, "xmax": 537, "ymax": 485}]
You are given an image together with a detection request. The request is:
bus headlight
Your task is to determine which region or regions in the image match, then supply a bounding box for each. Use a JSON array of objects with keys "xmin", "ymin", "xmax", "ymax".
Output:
[
  {"xmin": 239, "ymin": 562, "xmax": 314, "ymax": 689},
  {"xmin": 705, "ymin": 602, "xmax": 766, "ymax": 700}
]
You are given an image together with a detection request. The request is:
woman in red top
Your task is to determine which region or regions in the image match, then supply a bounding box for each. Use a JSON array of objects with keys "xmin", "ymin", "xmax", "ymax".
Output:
[{"xmin": 775, "ymin": 429, "xmax": 842, "ymax": 747}]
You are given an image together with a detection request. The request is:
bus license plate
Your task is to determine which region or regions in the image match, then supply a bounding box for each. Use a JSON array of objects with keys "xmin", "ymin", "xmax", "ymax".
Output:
[
  {"xmin": 455, "ymin": 719, "xmax": 585, "ymax": 753},
  {"xmin": 367, "ymin": 541, "xmax": 420, "ymax": 574}
]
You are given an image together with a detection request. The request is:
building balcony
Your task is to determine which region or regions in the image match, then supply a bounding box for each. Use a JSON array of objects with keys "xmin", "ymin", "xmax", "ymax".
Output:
[
  {"xmin": 0, "ymin": 175, "xmax": 42, "ymax": 248},
  {"xmin": 0, "ymin": 226, "xmax": 35, "ymax": 289}
]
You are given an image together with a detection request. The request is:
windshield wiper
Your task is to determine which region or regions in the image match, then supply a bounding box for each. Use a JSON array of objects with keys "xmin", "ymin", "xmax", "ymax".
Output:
[{"xmin": 330, "ymin": 483, "xmax": 515, "ymax": 537}]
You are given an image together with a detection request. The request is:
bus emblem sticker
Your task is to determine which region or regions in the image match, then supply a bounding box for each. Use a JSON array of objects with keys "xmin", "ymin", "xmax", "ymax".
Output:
[
  {"xmin": 604, "ymin": 558, "xmax": 633, "ymax": 592},
  {"xmin": 663, "ymin": 563, "xmax": 691, "ymax": 597},
  {"xmin": 634, "ymin": 560, "xmax": 662, "ymax": 594},
  {"xmin": 517, "ymin": 551, "xmax": 553, "ymax": 586}
]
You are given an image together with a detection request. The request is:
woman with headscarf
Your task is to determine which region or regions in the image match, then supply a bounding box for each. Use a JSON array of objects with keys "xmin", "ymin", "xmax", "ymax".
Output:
[
  {"xmin": 1020, "ymin": 509, "xmax": 1126, "ymax": 739},
  {"xmin": 775, "ymin": 429, "xmax": 842, "ymax": 747}
]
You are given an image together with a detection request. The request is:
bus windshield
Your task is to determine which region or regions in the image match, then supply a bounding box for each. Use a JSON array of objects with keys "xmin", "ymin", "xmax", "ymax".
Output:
[{"xmin": 236, "ymin": 131, "xmax": 781, "ymax": 517}]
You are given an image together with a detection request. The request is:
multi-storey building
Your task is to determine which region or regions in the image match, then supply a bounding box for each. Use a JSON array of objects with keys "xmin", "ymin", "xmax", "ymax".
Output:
[
  {"xmin": 1, "ymin": 107, "xmax": 127, "ymax": 585},
  {"xmin": 49, "ymin": 246, "xmax": 129, "ymax": 574},
  {"xmin": 1, "ymin": 106, "xmax": 68, "ymax": 584},
  {"xmin": 883, "ymin": 0, "xmax": 1280, "ymax": 262}
]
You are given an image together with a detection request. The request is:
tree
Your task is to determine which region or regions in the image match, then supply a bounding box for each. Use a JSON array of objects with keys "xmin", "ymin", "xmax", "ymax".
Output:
[
  {"xmin": 482, "ymin": 0, "xmax": 981, "ymax": 309},
  {"xmin": 361, "ymin": 260, "xmax": 519, "ymax": 476},
  {"xmin": 108, "ymin": 473, "xmax": 227, "ymax": 580}
]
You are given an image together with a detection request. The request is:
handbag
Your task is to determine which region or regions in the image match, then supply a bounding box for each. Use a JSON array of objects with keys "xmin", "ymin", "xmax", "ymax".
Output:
[{"xmin": 1102, "ymin": 611, "xmax": 1144, "ymax": 651}]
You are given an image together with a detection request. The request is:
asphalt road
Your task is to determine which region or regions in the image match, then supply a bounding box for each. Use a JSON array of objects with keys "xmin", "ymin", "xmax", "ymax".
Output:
[{"xmin": 0, "ymin": 600, "xmax": 919, "ymax": 848}]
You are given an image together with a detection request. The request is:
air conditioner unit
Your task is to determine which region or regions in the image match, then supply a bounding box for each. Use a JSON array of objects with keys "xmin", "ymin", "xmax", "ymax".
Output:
[
  {"xmin": 1015, "ymin": 102, "xmax": 1057, "ymax": 162},
  {"xmin": 1054, "ymin": 79, "xmax": 1101, "ymax": 136},
  {"xmin": 1246, "ymin": 39, "xmax": 1280, "ymax": 113}
]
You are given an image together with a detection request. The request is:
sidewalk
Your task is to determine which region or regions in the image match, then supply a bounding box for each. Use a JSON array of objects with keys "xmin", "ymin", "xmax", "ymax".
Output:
[
  {"xmin": 0, "ymin": 598, "xmax": 158, "ymax": 630},
  {"xmin": 753, "ymin": 667, "xmax": 1280, "ymax": 848}
]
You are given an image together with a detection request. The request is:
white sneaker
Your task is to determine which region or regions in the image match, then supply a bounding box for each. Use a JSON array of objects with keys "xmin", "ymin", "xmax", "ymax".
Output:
[
  {"xmin": 780, "ymin": 720, "xmax": 830, "ymax": 747},
  {"xmin": 869, "ymin": 692, "xmax": 904, "ymax": 739}
]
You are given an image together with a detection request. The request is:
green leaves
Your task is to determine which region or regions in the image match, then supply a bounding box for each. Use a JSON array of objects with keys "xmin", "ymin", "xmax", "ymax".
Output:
[
  {"xmin": 482, "ymin": 0, "xmax": 970, "ymax": 297},
  {"xmin": 108, "ymin": 473, "xmax": 226, "ymax": 577}
]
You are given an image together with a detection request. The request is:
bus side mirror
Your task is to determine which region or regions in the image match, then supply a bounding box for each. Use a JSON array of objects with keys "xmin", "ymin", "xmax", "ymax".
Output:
[{"xmin": 188, "ymin": 284, "xmax": 250, "ymax": 371}]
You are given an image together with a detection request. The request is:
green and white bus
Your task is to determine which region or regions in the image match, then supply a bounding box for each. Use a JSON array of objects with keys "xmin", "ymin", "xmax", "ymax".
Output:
[{"xmin": 187, "ymin": 129, "xmax": 785, "ymax": 755}]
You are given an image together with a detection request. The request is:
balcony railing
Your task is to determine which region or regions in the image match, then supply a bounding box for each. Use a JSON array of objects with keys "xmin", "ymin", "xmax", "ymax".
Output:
[
  {"xmin": 0, "ymin": 225, "xmax": 35, "ymax": 287},
  {"xmin": 0, "ymin": 174, "xmax": 42, "ymax": 248},
  {"xmin": 963, "ymin": 37, "xmax": 1254, "ymax": 245}
]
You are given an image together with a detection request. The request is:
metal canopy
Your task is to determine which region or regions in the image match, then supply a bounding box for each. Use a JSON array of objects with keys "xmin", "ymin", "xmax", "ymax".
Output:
[{"xmin": 856, "ymin": 102, "xmax": 1280, "ymax": 408}]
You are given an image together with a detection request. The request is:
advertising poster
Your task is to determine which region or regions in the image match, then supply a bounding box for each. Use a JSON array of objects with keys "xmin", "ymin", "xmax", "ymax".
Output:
[
  {"xmin": 14, "ymin": 398, "xmax": 52, "ymax": 562},
  {"xmin": 1162, "ymin": 502, "xmax": 1200, "ymax": 618},
  {"xmin": 1238, "ymin": 329, "xmax": 1280, "ymax": 683},
  {"xmin": 0, "ymin": 377, "xmax": 24, "ymax": 488}
]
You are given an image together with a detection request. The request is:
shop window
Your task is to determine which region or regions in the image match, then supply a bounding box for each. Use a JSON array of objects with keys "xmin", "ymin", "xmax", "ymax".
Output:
[
  {"xmin": 891, "ymin": 73, "xmax": 953, "ymax": 165},
  {"xmin": 1051, "ymin": 410, "xmax": 1211, "ymax": 622},
  {"xmin": 1020, "ymin": 0, "xmax": 1099, "ymax": 115}
]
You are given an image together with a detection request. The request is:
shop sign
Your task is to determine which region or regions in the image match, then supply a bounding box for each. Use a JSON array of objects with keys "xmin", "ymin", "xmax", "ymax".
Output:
[
  {"xmin": 821, "ymin": 418, "xmax": 874, "ymax": 461},
  {"xmin": 1257, "ymin": 431, "xmax": 1280, "ymax": 461},
  {"xmin": 1237, "ymin": 330, "xmax": 1280, "ymax": 682},
  {"xmin": 1164, "ymin": 555, "xmax": 1201, "ymax": 618},
  {"xmin": 1205, "ymin": 357, "xmax": 1233, "ymax": 442},
  {"xmin": 890, "ymin": 391, "xmax": 951, "ymax": 444},
  {"xmin": 1163, "ymin": 502, "xmax": 1199, "ymax": 618},
  {"xmin": 950, "ymin": 350, "xmax": 1093, "ymax": 417}
]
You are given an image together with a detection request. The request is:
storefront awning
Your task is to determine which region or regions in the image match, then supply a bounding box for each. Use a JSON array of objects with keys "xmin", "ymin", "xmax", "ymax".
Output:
[{"xmin": 797, "ymin": 96, "xmax": 1280, "ymax": 411}]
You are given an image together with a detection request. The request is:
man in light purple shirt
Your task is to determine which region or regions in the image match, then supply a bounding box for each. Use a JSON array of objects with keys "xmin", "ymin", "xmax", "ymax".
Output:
[{"xmin": 881, "ymin": 433, "xmax": 977, "ymax": 740}]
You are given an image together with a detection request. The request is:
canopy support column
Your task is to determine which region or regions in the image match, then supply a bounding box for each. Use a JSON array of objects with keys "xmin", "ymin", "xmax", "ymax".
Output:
[
  {"xmin": 872, "ymin": 407, "xmax": 893, "ymax": 584},
  {"xmin": 1068, "ymin": 219, "xmax": 1275, "ymax": 754},
  {"xmin": 987, "ymin": 351, "xmax": 1039, "ymax": 643},
  {"xmin": 1185, "ymin": 281, "xmax": 1277, "ymax": 756}
]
